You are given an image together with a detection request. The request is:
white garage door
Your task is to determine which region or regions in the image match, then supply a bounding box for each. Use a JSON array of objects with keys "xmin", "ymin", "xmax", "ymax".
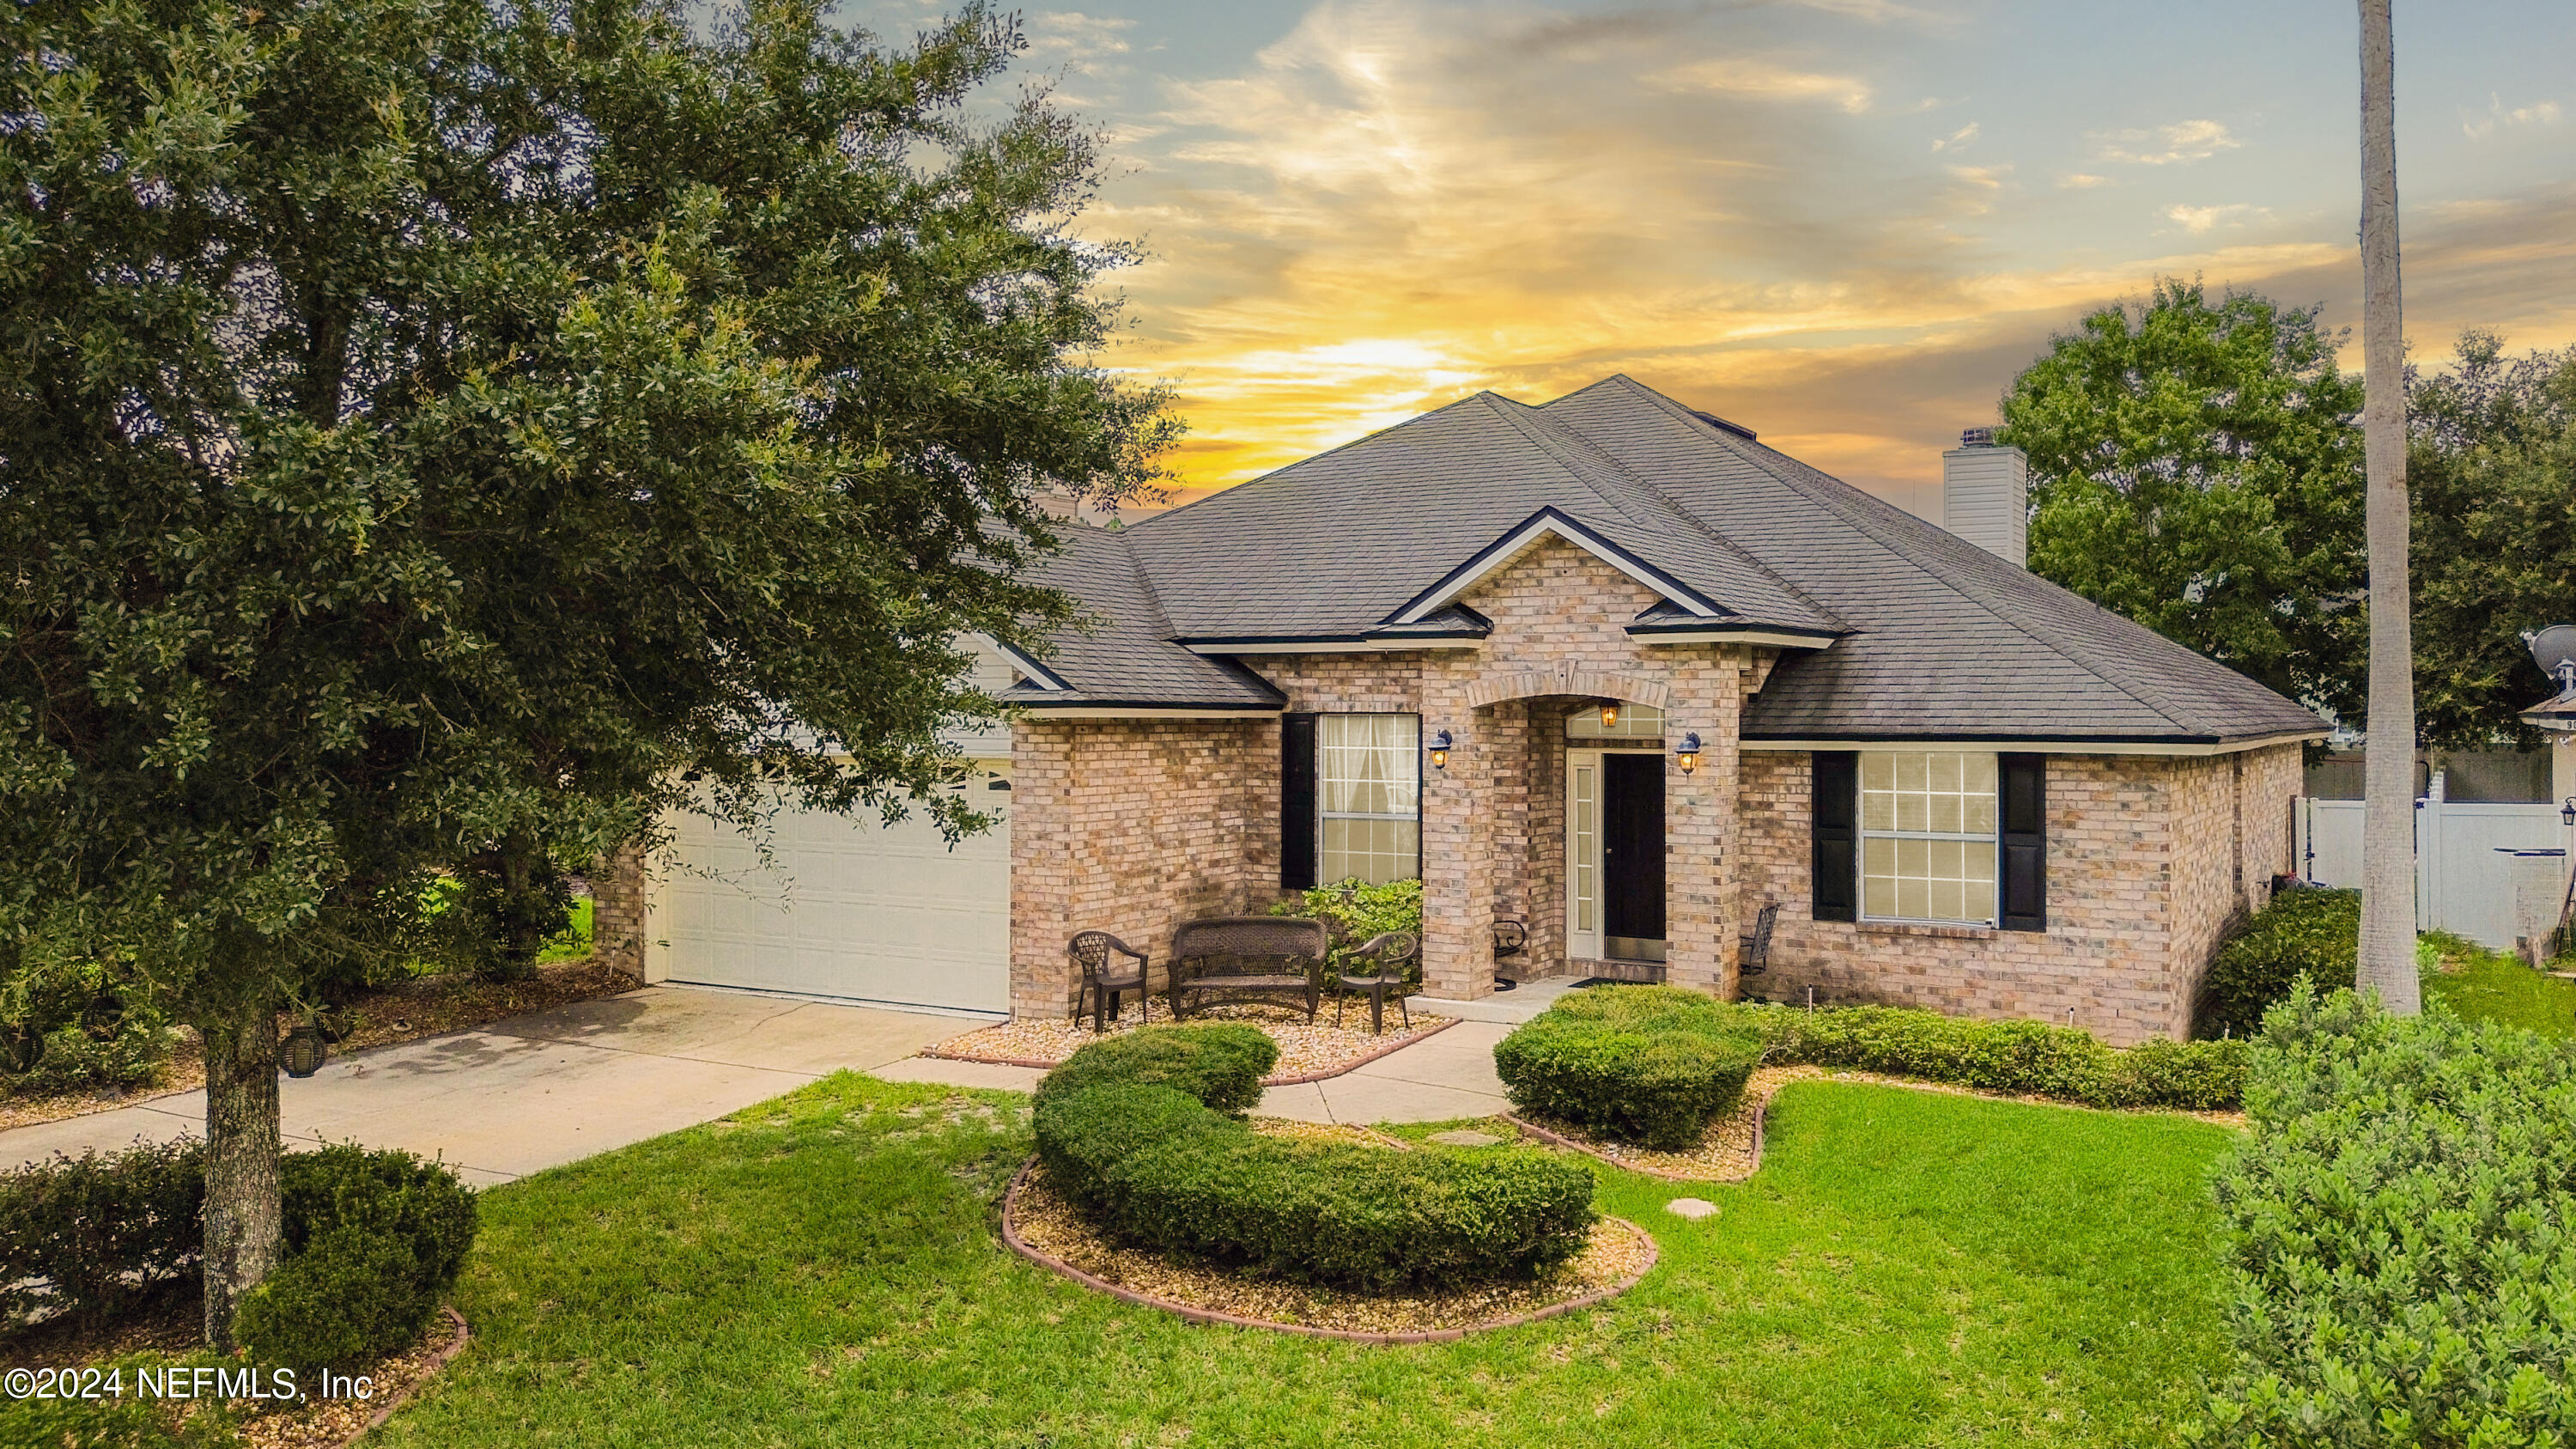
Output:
[{"xmin": 651, "ymin": 768, "xmax": 1011, "ymax": 1014}]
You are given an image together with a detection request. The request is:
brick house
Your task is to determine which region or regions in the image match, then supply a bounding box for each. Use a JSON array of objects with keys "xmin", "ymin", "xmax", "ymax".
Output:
[{"xmin": 624, "ymin": 375, "xmax": 2322, "ymax": 1045}]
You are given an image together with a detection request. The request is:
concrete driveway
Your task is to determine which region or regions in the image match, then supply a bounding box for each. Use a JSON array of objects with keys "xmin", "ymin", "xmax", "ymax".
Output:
[{"xmin": 0, "ymin": 987, "xmax": 964, "ymax": 1186}]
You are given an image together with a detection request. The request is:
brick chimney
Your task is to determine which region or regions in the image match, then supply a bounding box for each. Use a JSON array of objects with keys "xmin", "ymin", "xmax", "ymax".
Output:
[{"xmin": 1941, "ymin": 427, "xmax": 2028, "ymax": 568}]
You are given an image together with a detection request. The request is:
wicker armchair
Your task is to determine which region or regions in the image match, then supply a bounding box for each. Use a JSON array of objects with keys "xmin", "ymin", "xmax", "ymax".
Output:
[
  {"xmin": 1334, "ymin": 931, "xmax": 1420, "ymax": 1034},
  {"xmin": 1066, "ymin": 930, "xmax": 1151, "ymax": 1032}
]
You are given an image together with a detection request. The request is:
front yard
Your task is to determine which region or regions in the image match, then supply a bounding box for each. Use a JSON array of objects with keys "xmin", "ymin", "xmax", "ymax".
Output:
[{"xmin": 380, "ymin": 1073, "xmax": 2233, "ymax": 1448}]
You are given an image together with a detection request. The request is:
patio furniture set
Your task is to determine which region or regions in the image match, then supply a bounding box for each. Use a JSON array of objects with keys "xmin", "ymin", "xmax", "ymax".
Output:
[
  {"xmin": 1066, "ymin": 901, "xmax": 1781, "ymax": 1036},
  {"xmin": 1066, "ymin": 917, "xmax": 1420, "ymax": 1034}
]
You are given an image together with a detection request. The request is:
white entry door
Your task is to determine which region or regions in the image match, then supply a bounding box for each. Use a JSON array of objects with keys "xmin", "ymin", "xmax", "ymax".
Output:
[{"xmin": 649, "ymin": 767, "xmax": 1012, "ymax": 1014}]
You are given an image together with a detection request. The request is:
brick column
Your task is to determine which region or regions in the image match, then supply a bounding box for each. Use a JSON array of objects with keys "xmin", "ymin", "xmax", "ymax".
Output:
[
  {"xmin": 1662, "ymin": 649, "xmax": 1743, "ymax": 998},
  {"xmin": 1421, "ymin": 695, "xmax": 1496, "ymax": 1001},
  {"xmin": 1008, "ymin": 721, "xmax": 1078, "ymax": 1020},
  {"xmin": 590, "ymin": 839, "xmax": 648, "ymax": 982},
  {"xmin": 1526, "ymin": 703, "xmax": 1568, "ymax": 975}
]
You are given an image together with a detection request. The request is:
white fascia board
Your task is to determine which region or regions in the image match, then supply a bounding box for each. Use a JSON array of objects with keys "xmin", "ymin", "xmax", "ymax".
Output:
[
  {"xmin": 1742, "ymin": 729, "xmax": 2328, "ymax": 758},
  {"xmin": 983, "ymin": 636, "xmax": 1072, "ymax": 691},
  {"xmin": 1388, "ymin": 508, "xmax": 1721, "ymax": 625}
]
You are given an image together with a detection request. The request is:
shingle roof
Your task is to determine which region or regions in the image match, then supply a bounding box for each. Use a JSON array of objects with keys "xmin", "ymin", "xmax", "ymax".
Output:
[{"xmin": 1016, "ymin": 375, "xmax": 2328, "ymax": 745}]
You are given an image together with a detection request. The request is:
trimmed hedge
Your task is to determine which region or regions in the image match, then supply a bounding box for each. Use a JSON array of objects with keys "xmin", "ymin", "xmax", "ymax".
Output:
[
  {"xmin": 1033, "ymin": 1026, "xmax": 1595, "ymax": 1291},
  {"xmin": 0, "ymin": 1139, "xmax": 475, "ymax": 1359},
  {"xmin": 1741, "ymin": 1002, "xmax": 2249, "ymax": 1111},
  {"xmin": 2195, "ymin": 885, "xmax": 2359, "ymax": 1039},
  {"xmin": 0, "ymin": 1136, "xmax": 204, "ymax": 1334},
  {"xmin": 1493, "ymin": 985, "xmax": 1764, "ymax": 1148},
  {"xmin": 2196, "ymin": 983, "xmax": 2576, "ymax": 1446},
  {"xmin": 1030, "ymin": 1022, "xmax": 1276, "ymax": 1117}
]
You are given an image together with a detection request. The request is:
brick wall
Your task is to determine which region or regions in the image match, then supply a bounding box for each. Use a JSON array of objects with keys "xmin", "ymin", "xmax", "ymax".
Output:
[
  {"xmin": 1006, "ymin": 717, "xmax": 1272, "ymax": 1020},
  {"xmin": 591, "ymin": 840, "xmax": 647, "ymax": 981},
  {"xmin": 1740, "ymin": 743, "xmax": 2306, "ymax": 1044}
]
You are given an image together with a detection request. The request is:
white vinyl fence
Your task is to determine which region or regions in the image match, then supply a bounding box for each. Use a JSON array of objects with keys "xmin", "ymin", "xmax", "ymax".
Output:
[{"xmin": 2297, "ymin": 794, "xmax": 2570, "ymax": 949}]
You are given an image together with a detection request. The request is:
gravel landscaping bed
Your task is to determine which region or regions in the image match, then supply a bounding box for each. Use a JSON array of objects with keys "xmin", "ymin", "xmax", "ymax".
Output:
[
  {"xmin": 924, "ymin": 998, "xmax": 1456, "ymax": 1082},
  {"xmin": 1507, "ymin": 1065, "xmax": 1801, "ymax": 1181},
  {"xmin": 1006, "ymin": 1163, "xmax": 1652, "ymax": 1339}
]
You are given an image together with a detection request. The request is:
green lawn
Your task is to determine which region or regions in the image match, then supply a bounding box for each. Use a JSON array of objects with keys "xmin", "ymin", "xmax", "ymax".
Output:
[
  {"xmin": 380, "ymin": 1075, "xmax": 2234, "ymax": 1448},
  {"xmin": 2422, "ymin": 935, "xmax": 2576, "ymax": 1037}
]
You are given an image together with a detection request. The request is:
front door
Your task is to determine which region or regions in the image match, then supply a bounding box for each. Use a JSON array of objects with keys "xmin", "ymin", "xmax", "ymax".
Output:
[{"xmin": 1601, "ymin": 752, "xmax": 1666, "ymax": 960}]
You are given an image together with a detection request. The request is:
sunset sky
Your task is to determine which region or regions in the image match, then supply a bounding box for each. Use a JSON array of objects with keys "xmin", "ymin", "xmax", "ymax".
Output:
[{"xmin": 841, "ymin": 0, "xmax": 2576, "ymax": 517}]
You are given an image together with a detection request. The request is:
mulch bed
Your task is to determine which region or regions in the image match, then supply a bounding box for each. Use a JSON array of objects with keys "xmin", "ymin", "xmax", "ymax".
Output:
[
  {"xmin": 3, "ymin": 1297, "xmax": 469, "ymax": 1449},
  {"xmin": 923, "ymin": 998, "xmax": 1458, "ymax": 1084},
  {"xmin": 1002, "ymin": 1147, "xmax": 1656, "ymax": 1342},
  {"xmin": 1, "ymin": 958, "xmax": 642, "ymax": 1135},
  {"xmin": 1506, "ymin": 1063, "xmax": 1795, "ymax": 1182}
]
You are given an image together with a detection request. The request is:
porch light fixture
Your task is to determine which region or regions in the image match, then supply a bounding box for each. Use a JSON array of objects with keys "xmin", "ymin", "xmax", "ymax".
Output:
[
  {"xmin": 1429, "ymin": 729, "xmax": 1453, "ymax": 770},
  {"xmin": 1674, "ymin": 732, "xmax": 1704, "ymax": 776},
  {"xmin": 2562, "ymin": 796, "xmax": 2574, "ymax": 828},
  {"xmin": 1599, "ymin": 702, "xmax": 1619, "ymax": 729}
]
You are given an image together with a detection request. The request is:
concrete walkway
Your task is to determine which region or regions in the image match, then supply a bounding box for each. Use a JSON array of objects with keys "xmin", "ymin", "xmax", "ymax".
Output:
[
  {"xmin": 885, "ymin": 1019, "xmax": 1516, "ymax": 1124},
  {"xmin": 0, "ymin": 986, "xmax": 962, "ymax": 1186}
]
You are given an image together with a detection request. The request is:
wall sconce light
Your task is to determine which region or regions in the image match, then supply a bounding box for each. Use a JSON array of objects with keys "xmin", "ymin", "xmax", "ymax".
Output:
[
  {"xmin": 1429, "ymin": 729, "xmax": 1453, "ymax": 770},
  {"xmin": 2561, "ymin": 795, "xmax": 2574, "ymax": 827},
  {"xmin": 1675, "ymin": 731, "xmax": 1703, "ymax": 776},
  {"xmin": 1599, "ymin": 702, "xmax": 1619, "ymax": 729}
]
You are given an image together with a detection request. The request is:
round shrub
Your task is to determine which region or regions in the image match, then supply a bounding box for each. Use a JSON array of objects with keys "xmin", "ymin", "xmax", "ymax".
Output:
[
  {"xmin": 1031, "ymin": 1023, "xmax": 1278, "ymax": 1117},
  {"xmin": 2196, "ymin": 886, "xmax": 2359, "ymax": 1039},
  {"xmin": 239, "ymin": 1146, "xmax": 476, "ymax": 1373},
  {"xmin": 1033, "ymin": 1032, "xmax": 1594, "ymax": 1291},
  {"xmin": 1494, "ymin": 985, "xmax": 1763, "ymax": 1149}
]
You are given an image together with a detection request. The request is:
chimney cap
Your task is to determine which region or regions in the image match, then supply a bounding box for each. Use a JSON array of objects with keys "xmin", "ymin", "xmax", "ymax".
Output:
[{"xmin": 1959, "ymin": 426, "xmax": 1997, "ymax": 448}]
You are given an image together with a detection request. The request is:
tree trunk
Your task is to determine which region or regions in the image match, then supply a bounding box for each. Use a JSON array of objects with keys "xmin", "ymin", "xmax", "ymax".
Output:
[
  {"xmin": 200, "ymin": 990, "xmax": 283, "ymax": 1349},
  {"xmin": 2356, "ymin": 0, "xmax": 2421, "ymax": 1014}
]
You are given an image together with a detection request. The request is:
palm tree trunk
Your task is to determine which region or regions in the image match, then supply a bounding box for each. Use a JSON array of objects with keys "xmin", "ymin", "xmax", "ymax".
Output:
[{"xmin": 2356, "ymin": 0, "xmax": 2420, "ymax": 1014}]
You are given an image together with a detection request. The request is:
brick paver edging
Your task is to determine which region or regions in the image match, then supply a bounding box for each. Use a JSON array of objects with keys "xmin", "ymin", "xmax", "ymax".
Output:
[
  {"xmin": 1504, "ymin": 1099, "xmax": 1769, "ymax": 1184},
  {"xmin": 999, "ymin": 1158, "xmax": 1656, "ymax": 1345},
  {"xmin": 337, "ymin": 1306, "xmax": 471, "ymax": 1446},
  {"xmin": 921, "ymin": 1013, "xmax": 1461, "ymax": 1085}
]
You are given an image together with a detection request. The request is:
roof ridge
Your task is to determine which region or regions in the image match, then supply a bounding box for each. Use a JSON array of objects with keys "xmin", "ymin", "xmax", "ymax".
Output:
[
  {"xmin": 1510, "ymin": 393, "xmax": 1850, "ymax": 633},
  {"xmin": 1126, "ymin": 391, "xmax": 1504, "ymax": 538},
  {"xmin": 1571, "ymin": 375, "xmax": 2211, "ymax": 734},
  {"xmin": 1107, "ymin": 524, "xmax": 1179, "ymax": 640}
]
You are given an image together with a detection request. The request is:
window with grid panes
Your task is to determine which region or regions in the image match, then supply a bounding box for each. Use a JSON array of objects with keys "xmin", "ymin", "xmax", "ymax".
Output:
[{"xmin": 1859, "ymin": 751, "xmax": 1998, "ymax": 925}]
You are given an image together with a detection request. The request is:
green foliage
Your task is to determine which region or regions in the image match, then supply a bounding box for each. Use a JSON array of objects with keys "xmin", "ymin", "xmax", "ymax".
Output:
[
  {"xmin": 1272, "ymin": 879, "xmax": 1425, "ymax": 960},
  {"xmin": 0, "ymin": 1013, "xmax": 173, "ymax": 1099},
  {"xmin": 0, "ymin": 1138, "xmax": 204, "ymax": 1335},
  {"xmin": 1736, "ymin": 999, "xmax": 2248, "ymax": 1111},
  {"xmin": 0, "ymin": 1140, "xmax": 472, "ymax": 1353},
  {"xmin": 1493, "ymin": 985, "xmax": 1765, "ymax": 1148},
  {"xmin": 1030, "ymin": 1025, "xmax": 1278, "ymax": 1118},
  {"xmin": 2421, "ymin": 929, "xmax": 2576, "ymax": 1038},
  {"xmin": 1034, "ymin": 1029, "xmax": 1592, "ymax": 1291},
  {"xmin": 2409, "ymin": 331, "xmax": 2576, "ymax": 748},
  {"xmin": 2195, "ymin": 983, "xmax": 2576, "ymax": 1446},
  {"xmin": 2000, "ymin": 278, "xmax": 2366, "ymax": 721},
  {"xmin": 2196, "ymin": 886, "xmax": 2360, "ymax": 1039},
  {"xmin": 0, "ymin": 1349, "xmax": 245, "ymax": 1447},
  {"xmin": 235, "ymin": 1226, "xmax": 439, "ymax": 1376}
]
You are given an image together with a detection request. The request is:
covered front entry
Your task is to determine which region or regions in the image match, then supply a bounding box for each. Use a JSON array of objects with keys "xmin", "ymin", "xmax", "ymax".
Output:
[{"xmin": 1565, "ymin": 742, "xmax": 1668, "ymax": 965}]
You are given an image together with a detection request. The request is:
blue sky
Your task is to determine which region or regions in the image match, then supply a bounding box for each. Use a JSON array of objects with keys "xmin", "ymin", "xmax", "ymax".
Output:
[{"xmin": 835, "ymin": 1, "xmax": 2576, "ymax": 511}]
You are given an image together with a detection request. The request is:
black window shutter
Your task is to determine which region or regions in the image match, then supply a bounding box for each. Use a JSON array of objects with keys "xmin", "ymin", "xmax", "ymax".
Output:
[
  {"xmin": 1811, "ymin": 752, "xmax": 1856, "ymax": 922},
  {"xmin": 1998, "ymin": 752, "xmax": 2047, "ymax": 932},
  {"xmin": 1280, "ymin": 713, "xmax": 1318, "ymax": 891}
]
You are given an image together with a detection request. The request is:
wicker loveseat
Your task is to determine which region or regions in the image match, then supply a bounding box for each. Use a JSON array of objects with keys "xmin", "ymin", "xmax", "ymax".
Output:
[{"xmin": 1168, "ymin": 916, "xmax": 1328, "ymax": 1021}]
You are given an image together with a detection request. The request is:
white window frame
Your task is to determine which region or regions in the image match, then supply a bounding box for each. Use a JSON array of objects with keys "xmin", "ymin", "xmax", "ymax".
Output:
[
  {"xmin": 1316, "ymin": 713, "xmax": 1421, "ymax": 885},
  {"xmin": 1857, "ymin": 749, "xmax": 2001, "ymax": 928}
]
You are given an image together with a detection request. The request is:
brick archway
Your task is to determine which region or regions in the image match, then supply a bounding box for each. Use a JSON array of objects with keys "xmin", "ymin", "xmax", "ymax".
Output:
[{"xmin": 1464, "ymin": 666, "xmax": 1670, "ymax": 711}]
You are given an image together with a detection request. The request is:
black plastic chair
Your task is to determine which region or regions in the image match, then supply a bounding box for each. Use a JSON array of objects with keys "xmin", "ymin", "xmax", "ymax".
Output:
[
  {"xmin": 1067, "ymin": 931, "xmax": 1151, "ymax": 1032},
  {"xmin": 1334, "ymin": 931, "xmax": 1420, "ymax": 1034},
  {"xmin": 1739, "ymin": 900, "xmax": 1779, "ymax": 977}
]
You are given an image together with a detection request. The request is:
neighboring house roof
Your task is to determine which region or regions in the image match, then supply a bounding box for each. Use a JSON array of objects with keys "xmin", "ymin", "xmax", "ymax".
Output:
[{"xmin": 1009, "ymin": 375, "xmax": 2327, "ymax": 746}]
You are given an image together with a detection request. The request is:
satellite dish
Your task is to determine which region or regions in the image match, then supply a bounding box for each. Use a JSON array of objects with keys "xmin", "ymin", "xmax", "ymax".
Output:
[{"xmin": 2526, "ymin": 624, "xmax": 2576, "ymax": 685}]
